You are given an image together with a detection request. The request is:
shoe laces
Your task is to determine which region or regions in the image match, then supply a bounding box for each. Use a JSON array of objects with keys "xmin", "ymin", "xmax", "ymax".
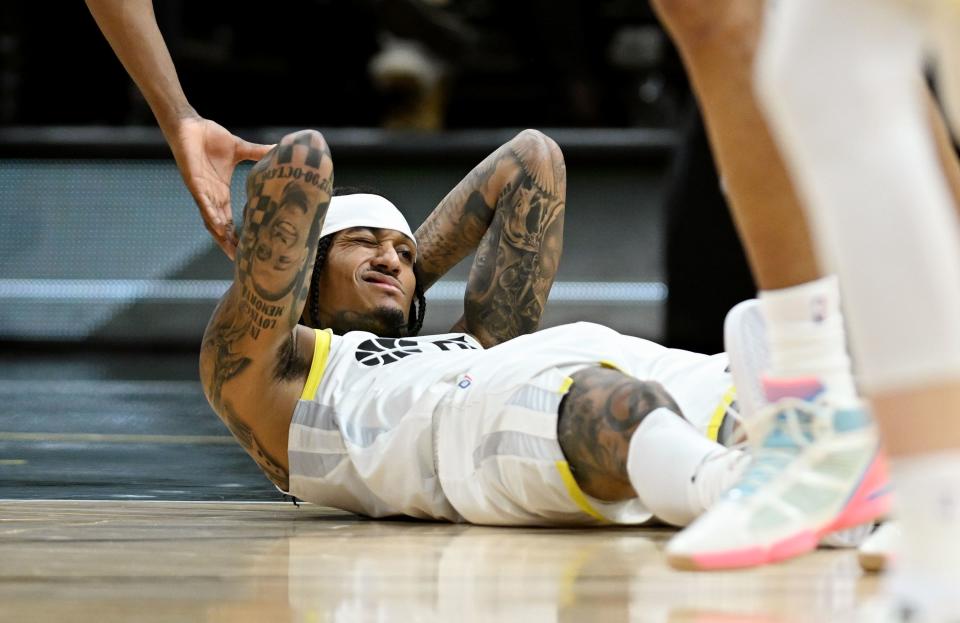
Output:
[{"xmin": 725, "ymin": 397, "xmax": 822, "ymax": 498}]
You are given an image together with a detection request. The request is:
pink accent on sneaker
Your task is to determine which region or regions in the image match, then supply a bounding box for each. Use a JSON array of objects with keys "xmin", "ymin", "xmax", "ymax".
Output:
[
  {"xmin": 678, "ymin": 453, "xmax": 890, "ymax": 571},
  {"xmin": 769, "ymin": 531, "xmax": 820, "ymax": 561},
  {"xmin": 762, "ymin": 377, "xmax": 824, "ymax": 402},
  {"xmin": 824, "ymin": 452, "xmax": 891, "ymax": 533},
  {"xmin": 688, "ymin": 531, "xmax": 819, "ymax": 570},
  {"xmin": 688, "ymin": 545, "xmax": 768, "ymax": 569}
]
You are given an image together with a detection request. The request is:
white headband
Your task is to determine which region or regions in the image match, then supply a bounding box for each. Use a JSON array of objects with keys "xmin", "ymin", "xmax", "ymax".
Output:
[{"xmin": 321, "ymin": 194, "xmax": 417, "ymax": 247}]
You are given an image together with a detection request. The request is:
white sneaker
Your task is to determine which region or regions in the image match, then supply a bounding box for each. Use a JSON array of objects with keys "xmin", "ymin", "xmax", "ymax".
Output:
[
  {"xmin": 724, "ymin": 299, "xmax": 878, "ymax": 557},
  {"xmin": 859, "ymin": 520, "xmax": 900, "ymax": 572},
  {"xmin": 666, "ymin": 377, "xmax": 891, "ymax": 570},
  {"xmin": 723, "ymin": 299, "xmax": 770, "ymax": 422}
]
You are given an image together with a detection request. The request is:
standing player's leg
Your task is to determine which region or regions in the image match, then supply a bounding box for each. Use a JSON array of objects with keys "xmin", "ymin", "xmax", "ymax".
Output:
[
  {"xmin": 856, "ymin": 4, "xmax": 960, "ymax": 575},
  {"xmin": 649, "ymin": 0, "xmax": 857, "ymax": 411},
  {"xmin": 649, "ymin": 0, "xmax": 883, "ymax": 569},
  {"xmin": 757, "ymin": 0, "xmax": 960, "ymax": 616}
]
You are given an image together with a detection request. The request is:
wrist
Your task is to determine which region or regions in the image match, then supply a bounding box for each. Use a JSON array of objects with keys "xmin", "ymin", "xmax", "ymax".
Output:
[{"xmin": 154, "ymin": 101, "xmax": 200, "ymax": 137}]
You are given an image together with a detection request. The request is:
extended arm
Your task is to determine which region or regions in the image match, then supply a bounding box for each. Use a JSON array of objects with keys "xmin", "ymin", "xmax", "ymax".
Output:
[
  {"xmin": 85, "ymin": 0, "xmax": 272, "ymax": 258},
  {"xmin": 200, "ymin": 130, "xmax": 333, "ymax": 489},
  {"xmin": 414, "ymin": 129, "xmax": 566, "ymax": 347}
]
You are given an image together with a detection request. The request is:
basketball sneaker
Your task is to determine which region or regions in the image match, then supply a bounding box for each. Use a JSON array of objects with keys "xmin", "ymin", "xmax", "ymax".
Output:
[
  {"xmin": 666, "ymin": 377, "xmax": 890, "ymax": 570},
  {"xmin": 719, "ymin": 299, "xmax": 881, "ymax": 551},
  {"xmin": 665, "ymin": 299, "xmax": 891, "ymax": 569}
]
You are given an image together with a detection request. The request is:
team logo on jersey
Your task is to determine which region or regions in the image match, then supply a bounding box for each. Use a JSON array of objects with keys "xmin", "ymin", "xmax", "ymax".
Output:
[{"xmin": 354, "ymin": 335, "xmax": 479, "ymax": 367}]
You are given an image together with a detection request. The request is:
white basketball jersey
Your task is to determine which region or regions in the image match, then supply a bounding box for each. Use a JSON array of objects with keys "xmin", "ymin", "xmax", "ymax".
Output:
[
  {"xmin": 288, "ymin": 329, "xmax": 485, "ymax": 520},
  {"xmin": 286, "ymin": 323, "xmax": 732, "ymax": 522}
]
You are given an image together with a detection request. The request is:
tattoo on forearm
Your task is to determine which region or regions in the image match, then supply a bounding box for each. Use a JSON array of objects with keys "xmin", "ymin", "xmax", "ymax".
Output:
[
  {"xmin": 234, "ymin": 132, "xmax": 333, "ymax": 338},
  {"xmin": 222, "ymin": 400, "xmax": 289, "ymax": 490},
  {"xmin": 557, "ymin": 367, "xmax": 682, "ymax": 501},
  {"xmin": 200, "ymin": 131, "xmax": 333, "ymax": 477},
  {"xmin": 465, "ymin": 139, "xmax": 565, "ymax": 346},
  {"xmin": 415, "ymin": 131, "xmax": 566, "ymax": 346},
  {"xmin": 415, "ymin": 169, "xmax": 497, "ymax": 290}
]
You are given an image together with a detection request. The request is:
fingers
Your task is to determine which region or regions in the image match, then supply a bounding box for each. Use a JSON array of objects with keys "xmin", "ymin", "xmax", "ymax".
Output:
[
  {"xmin": 195, "ymin": 191, "xmax": 238, "ymax": 261},
  {"xmin": 222, "ymin": 214, "xmax": 239, "ymax": 261},
  {"xmin": 235, "ymin": 139, "xmax": 275, "ymax": 163}
]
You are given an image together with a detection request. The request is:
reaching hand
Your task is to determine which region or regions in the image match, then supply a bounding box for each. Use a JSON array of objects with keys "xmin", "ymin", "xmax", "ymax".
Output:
[{"xmin": 168, "ymin": 116, "xmax": 273, "ymax": 260}]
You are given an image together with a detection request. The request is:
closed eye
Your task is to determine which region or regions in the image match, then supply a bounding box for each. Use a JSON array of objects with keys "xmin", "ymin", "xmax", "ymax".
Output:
[{"xmin": 344, "ymin": 236, "xmax": 378, "ymax": 248}]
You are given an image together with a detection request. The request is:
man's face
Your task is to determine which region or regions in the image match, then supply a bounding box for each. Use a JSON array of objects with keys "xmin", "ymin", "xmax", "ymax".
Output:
[
  {"xmin": 310, "ymin": 227, "xmax": 417, "ymax": 336},
  {"xmin": 250, "ymin": 199, "xmax": 313, "ymax": 300}
]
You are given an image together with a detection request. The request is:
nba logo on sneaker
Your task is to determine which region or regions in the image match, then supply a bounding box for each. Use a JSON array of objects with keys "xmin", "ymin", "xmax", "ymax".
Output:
[{"xmin": 458, "ymin": 375, "xmax": 473, "ymax": 389}]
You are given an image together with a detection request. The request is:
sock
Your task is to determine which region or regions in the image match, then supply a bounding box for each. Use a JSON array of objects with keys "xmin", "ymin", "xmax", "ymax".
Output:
[
  {"xmin": 888, "ymin": 452, "xmax": 960, "ymax": 617},
  {"xmin": 626, "ymin": 407, "xmax": 746, "ymax": 527},
  {"xmin": 758, "ymin": 275, "xmax": 858, "ymax": 405}
]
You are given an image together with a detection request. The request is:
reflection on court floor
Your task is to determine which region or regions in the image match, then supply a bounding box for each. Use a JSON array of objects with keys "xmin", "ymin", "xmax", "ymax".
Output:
[{"xmin": 0, "ymin": 500, "xmax": 877, "ymax": 623}]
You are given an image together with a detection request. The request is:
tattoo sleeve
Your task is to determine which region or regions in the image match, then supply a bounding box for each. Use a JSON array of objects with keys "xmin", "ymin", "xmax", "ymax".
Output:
[
  {"xmin": 414, "ymin": 129, "xmax": 566, "ymax": 346},
  {"xmin": 199, "ymin": 129, "xmax": 333, "ymax": 485}
]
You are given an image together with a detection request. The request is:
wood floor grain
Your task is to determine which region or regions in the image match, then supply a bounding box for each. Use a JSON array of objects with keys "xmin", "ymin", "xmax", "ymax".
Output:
[{"xmin": 0, "ymin": 500, "xmax": 882, "ymax": 623}]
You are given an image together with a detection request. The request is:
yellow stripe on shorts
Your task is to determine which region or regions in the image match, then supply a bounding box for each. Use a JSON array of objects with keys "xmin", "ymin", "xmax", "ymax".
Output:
[
  {"xmin": 555, "ymin": 461, "xmax": 610, "ymax": 523},
  {"xmin": 300, "ymin": 328, "xmax": 333, "ymax": 401},
  {"xmin": 554, "ymin": 373, "xmax": 610, "ymax": 523},
  {"xmin": 599, "ymin": 359, "xmax": 626, "ymax": 373},
  {"xmin": 706, "ymin": 385, "xmax": 737, "ymax": 443}
]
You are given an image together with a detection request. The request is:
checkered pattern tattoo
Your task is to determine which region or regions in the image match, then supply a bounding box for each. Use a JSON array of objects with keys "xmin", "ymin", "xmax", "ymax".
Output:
[{"xmin": 277, "ymin": 132, "xmax": 323, "ymax": 168}]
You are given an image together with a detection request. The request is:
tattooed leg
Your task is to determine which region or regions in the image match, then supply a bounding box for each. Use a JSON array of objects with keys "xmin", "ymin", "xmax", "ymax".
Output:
[{"xmin": 557, "ymin": 367, "xmax": 683, "ymax": 501}]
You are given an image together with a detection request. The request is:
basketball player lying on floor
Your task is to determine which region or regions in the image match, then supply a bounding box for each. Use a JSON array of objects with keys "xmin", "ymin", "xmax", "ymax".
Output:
[{"xmin": 201, "ymin": 127, "xmax": 753, "ymax": 527}]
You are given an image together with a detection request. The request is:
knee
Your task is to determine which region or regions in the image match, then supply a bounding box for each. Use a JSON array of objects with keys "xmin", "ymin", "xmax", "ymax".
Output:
[{"xmin": 562, "ymin": 367, "xmax": 680, "ymax": 430}]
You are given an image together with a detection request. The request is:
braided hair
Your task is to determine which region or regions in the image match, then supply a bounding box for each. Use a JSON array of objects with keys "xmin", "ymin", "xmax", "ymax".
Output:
[{"xmin": 307, "ymin": 188, "xmax": 426, "ymax": 336}]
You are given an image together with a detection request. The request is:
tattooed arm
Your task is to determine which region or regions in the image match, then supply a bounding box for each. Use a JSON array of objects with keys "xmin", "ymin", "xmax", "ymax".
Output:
[
  {"xmin": 414, "ymin": 129, "xmax": 566, "ymax": 347},
  {"xmin": 199, "ymin": 130, "xmax": 333, "ymax": 490}
]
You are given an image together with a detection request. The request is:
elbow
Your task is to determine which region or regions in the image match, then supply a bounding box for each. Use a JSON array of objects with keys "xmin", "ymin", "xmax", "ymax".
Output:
[
  {"xmin": 513, "ymin": 128, "xmax": 563, "ymax": 160},
  {"xmin": 509, "ymin": 129, "xmax": 566, "ymax": 197}
]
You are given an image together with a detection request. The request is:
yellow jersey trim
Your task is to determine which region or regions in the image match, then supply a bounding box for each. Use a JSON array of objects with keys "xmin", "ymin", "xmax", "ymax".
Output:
[
  {"xmin": 300, "ymin": 329, "xmax": 333, "ymax": 401},
  {"xmin": 555, "ymin": 461, "xmax": 610, "ymax": 523},
  {"xmin": 706, "ymin": 385, "xmax": 737, "ymax": 443},
  {"xmin": 599, "ymin": 359, "xmax": 626, "ymax": 373}
]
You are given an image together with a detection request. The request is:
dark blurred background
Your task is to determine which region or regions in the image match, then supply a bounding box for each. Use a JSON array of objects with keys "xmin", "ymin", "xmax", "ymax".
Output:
[
  {"xmin": 0, "ymin": 0, "xmax": 754, "ymax": 354},
  {"xmin": 3, "ymin": 1, "xmax": 687, "ymax": 129},
  {"xmin": 0, "ymin": 0, "xmax": 759, "ymax": 500}
]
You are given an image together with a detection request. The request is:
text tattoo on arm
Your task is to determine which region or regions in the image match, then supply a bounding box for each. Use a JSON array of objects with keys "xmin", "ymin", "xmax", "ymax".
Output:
[{"xmin": 200, "ymin": 131, "xmax": 333, "ymax": 487}]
